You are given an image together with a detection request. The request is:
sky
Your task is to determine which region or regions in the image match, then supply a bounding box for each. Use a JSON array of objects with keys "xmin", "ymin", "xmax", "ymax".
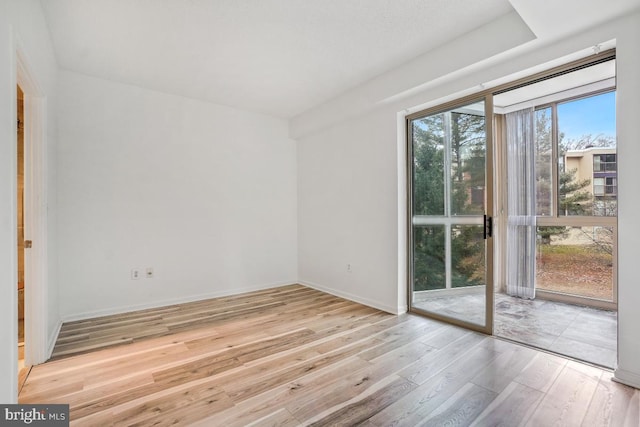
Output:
[{"xmin": 557, "ymin": 91, "xmax": 616, "ymax": 144}]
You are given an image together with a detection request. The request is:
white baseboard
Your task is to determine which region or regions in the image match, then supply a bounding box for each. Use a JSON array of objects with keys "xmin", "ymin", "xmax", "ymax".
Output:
[
  {"xmin": 300, "ymin": 280, "xmax": 404, "ymax": 315},
  {"xmin": 47, "ymin": 320, "xmax": 63, "ymax": 360},
  {"xmin": 613, "ymin": 368, "xmax": 640, "ymax": 389},
  {"xmin": 62, "ymin": 281, "xmax": 297, "ymax": 323}
]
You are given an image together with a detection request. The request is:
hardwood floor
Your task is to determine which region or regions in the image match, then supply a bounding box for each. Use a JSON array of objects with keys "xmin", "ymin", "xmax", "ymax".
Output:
[{"xmin": 20, "ymin": 285, "xmax": 639, "ymax": 426}]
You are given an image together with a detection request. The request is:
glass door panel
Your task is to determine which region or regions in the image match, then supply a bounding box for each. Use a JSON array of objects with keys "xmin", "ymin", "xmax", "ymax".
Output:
[{"xmin": 409, "ymin": 98, "xmax": 492, "ymax": 331}]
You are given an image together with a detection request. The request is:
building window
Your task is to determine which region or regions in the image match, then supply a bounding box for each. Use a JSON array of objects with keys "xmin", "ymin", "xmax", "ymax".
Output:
[
  {"xmin": 594, "ymin": 154, "xmax": 616, "ymax": 172},
  {"xmin": 594, "ymin": 177, "xmax": 604, "ymax": 196},
  {"xmin": 606, "ymin": 177, "xmax": 617, "ymax": 195}
]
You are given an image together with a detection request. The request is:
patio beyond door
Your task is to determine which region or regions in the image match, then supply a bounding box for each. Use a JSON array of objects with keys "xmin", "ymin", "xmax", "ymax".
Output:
[{"xmin": 408, "ymin": 97, "xmax": 494, "ymax": 333}]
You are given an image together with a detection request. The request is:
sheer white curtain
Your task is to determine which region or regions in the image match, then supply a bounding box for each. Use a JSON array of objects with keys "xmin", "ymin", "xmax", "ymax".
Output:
[{"xmin": 506, "ymin": 108, "xmax": 536, "ymax": 299}]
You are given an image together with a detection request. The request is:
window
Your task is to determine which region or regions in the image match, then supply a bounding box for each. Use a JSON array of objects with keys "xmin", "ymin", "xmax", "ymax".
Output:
[
  {"xmin": 594, "ymin": 154, "xmax": 616, "ymax": 172},
  {"xmin": 540, "ymin": 91, "xmax": 616, "ymax": 299},
  {"xmin": 594, "ymin": 177, "xmax": 605, "ymax": 196},
  {"xmin": 595, "ymin": 177, "xmax": 616, "ymax": 196},
  {"xmin": 535, "ymin": 107, "xmax": 553, "ymax": 216},
  {"xmin": 605, "ymin": 177, "xmax": 617, "ymax": 194},
  {"xmin": 496, "ymin": 78, "xmax": 617, "ymax": 304},
  {"xmin": 556, "ymin": 92, "xmax": 617, "ymax": 216}
]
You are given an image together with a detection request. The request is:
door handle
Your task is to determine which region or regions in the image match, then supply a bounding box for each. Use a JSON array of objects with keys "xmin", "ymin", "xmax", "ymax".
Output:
[
  {"xmin": 483, "ymin": 216, "xmax": 493, "ymax": 239},
  {"xmin": 24, "ymin": 240, "xmax": 32, "ymax": 249}
]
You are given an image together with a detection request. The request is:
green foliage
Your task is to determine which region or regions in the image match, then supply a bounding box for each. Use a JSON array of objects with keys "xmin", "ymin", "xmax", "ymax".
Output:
[
  {"xmin": 534, "ymin": 109, "xmax": 594, "ymax": 245},
  {"xmin": 558, "ymin": 168, "xmax": 592, "ymax": 215},
  {"xmin": 412, "ymin": 116, "xmax": 444, "ymax": 216},
  {"xmin": 450, "ymin": 226, "xmax": 484, "ymax": 287},
  {"xmin": 534, "ymin": 108, "xmax": 593, "ymax": 217},
  {"xmin": 534, "ymin": 108, "xmax": 553, "ymax": 215},
  {"xmin": 413, "ymin": 227, "xmax": 445, "ymax": 291},
  {"xmin": 412, "ymin": 110, "xmax": 486, "ymax": 291},
  {"xmin": 538, "ymin": 243, "xmax": 597, "ymax": 256}
]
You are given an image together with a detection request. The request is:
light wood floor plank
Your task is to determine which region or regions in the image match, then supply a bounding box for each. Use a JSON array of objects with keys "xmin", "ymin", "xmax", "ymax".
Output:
[
  {"xmin": 307, "ymin": 376, "xmax": 417, "ymax": 426},
  {"xmin": 396, "ymin": 331, "xmax": 486, "ymax": 385},
  {"xmin": 470, "ymin": 344, "xmax": 538, "ymax": 393},
  {"xmin": 513, "ymin": 352, "xmax": 567, "ymax": 393},
  {"xmin": 284, "ymin": 365, "xmax": 400, "ymax": 421},
  {"xmin": 222, "ymin": 337, "xmax": 382, "ymax": 403},
  {"xmin": 366, "ymin": 345, "xmax": 503, "ymax": 426},
  {"xmin": 192, "ymin": 357, "xmax": 370, "ymax": 427},
  {"xmin": 526, "ymin": 363, "xmax": 601, "ymax": 426},
  {"xmin": 418, "ymin": 382, "xmax": 498, "ymax": 427},
  {"xmin": 470, "ymin": 381, "xmax": 544, "ymax": 427},
  {"xmin": 582, "ymin": 375, "xmax": 640, "ymax": 427},
  {"xmin": 245, "ymin": 408, "xmax": 300, "ymax": 427},
  {"xmin": 19, "ymin": 285, "xmax": 638, "ymax": 426}
]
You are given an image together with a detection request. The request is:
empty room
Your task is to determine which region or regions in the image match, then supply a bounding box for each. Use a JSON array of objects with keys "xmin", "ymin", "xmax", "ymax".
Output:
[{"xmin": 1, "ymin": 0, "xmax": 640, "ymax": 425}]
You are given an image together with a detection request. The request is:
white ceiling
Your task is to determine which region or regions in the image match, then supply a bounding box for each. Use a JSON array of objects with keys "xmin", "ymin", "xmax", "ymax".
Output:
[
  {"xmin": 40, "ymin": 0, "xmax": 515, "ymax": 118},
  {"xmin": 509, "ymin": 0, "xmax": 640, "ymax": 40}
]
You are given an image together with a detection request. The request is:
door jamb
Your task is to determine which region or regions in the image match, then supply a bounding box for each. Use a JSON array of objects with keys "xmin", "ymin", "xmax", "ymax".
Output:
[
  {"xmin": 406, "ymin": 94, "xmax": 495, "ymax": 335},
  {"xmin": 405, "ymin": 50, "xmax": 617, "ymax": 337},
  {"xmin": 16, "ymin": 43, "xmax": 48, "ymax": 366}
]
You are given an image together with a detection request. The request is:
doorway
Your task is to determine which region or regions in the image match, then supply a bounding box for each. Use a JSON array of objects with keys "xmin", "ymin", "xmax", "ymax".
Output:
[
  {"xmin": 17, "ymin": 84, "xmax": 29, "ymax": 389},
  {"xmin": 407, "ymin": 96, "xmax": 494, "ymax": 334},
  {"xmin": 15, "ymin": 48, "xmax": 49, "ymax": 383},
  {"xmin": 407, "ymin": 51, "xmax": 617, "ymax": 368}
]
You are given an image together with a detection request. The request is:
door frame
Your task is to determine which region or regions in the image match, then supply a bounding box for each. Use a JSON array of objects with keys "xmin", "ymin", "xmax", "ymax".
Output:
[
  {"xmin": 405, "ymin": 49, "xmax": 617, "ymax": 336},
  {"xmin": 16, "ymin": 41, "xmax": 49, "ymax": 367},
  {"xmin": 406, "ymin": 93, "xmax": 495, "ymax": 335}
]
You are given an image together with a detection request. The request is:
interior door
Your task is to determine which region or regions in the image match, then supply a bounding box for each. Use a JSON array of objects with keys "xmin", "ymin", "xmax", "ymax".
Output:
[{"xmin": 408, "ymin": 96, "xmax": 493, "ymax": 333}]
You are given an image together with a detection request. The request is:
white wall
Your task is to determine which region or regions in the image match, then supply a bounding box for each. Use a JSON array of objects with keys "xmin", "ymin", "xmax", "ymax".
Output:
[
  {"xmin": 297, "ymin": 108, "xmax": 400, "ymax": 313},
  {"xmin": 57, "ymin": 71, "xmax": 298, "ymax": 320},
  {"xmin": 295, "ymin": 10, "xmax": 640, "ymax": 385},
  {"xmin": 613, "ymin": 15, "xmax": 640, "ymax": 389},
  {"xmin": 0, "ymin": 0, "xmax": 59, "ymax": 404},
  {"xmin": 295, "ymin": 9, "xmax": 536, "ymax": 315}
]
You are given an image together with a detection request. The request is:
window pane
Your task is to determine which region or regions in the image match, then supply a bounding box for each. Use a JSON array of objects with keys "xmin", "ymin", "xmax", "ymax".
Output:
[
  {"xmin": 450, "ymin": 104, "xmax": 486, "ymax": 215},
  {"xmin": 413, "ymin": 226, "xmax": 445, "ymax": 291},
  {"xmin": 412, "ymin": 116, "xmax": 445, "ymax": 216},
  {"xmin": 594, "ymin": 155, "xmax": 601, "ymax": 172},
  {"xmin": 536, "ymin": 226, "xmax": 614, "ymax": 301},
  {"xmin": 594, "ymin": 178, "xmax": 604, "ymax": 196},
  {"xmin": 558, "ymin": 92, "xmax": 616, "ymax": 217},
  {"xmin": 535, "ymin": 107, "xmax": 553, "ymax": 216},
  {"xmin": 451, "ymin": 225, "xmax": 485, "ymax": 288}
]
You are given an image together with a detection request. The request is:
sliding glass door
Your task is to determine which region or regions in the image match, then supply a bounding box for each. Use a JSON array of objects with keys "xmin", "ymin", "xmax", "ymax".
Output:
[{"xmin": 408, "ymin": 96, "xmax": 493, "ymax": 333}]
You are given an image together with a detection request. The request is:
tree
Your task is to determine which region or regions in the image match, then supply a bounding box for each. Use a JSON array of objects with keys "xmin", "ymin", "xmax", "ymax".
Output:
[
  {"xmin": 412, "ymin": 115, "xmax": 445, "ymax": 291},
  {"xmin": 534, "ymin": 108, "xmax": 553, "ymax": 215},
  {"xmin": 561, "ymin": 133, "xmax": 616, "ymax": 254},
  {"xmin": 412, "ymin": 115, "xmax": 444, "ymax": 216},
  {"xmin": 563, "ymin": 134, "xmax": 616, "ymax": 150},
  {"xmin": 534, "ymin": 109, "xmax": 594, "ymax": 217},
  {"xmin": 451, "ymin": 112, "xmax": 486, "ymax": 216},
  {"xmin": 534, "ymin": 109, "xmax": 594, "ymax": 243},
  {"xmin": 557, "ymin": 168, "xmax": 592, "ymax": 215},
  {"xmin": 412, "ymin": 111, "xmax": 485, "ymax": 291}
]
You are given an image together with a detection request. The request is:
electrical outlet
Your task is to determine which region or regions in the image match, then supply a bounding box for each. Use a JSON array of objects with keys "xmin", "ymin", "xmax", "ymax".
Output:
[
  {"xmin": 131, "ymin": 269, "xmax": 141, "ymax": 280},
  {"xmin": 146, "ymin": 267, "xmax": 154, "ymax": 279},
  {"xmin": 347, "ymin": 264, "xmax": 352, "ymax": 273}
]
